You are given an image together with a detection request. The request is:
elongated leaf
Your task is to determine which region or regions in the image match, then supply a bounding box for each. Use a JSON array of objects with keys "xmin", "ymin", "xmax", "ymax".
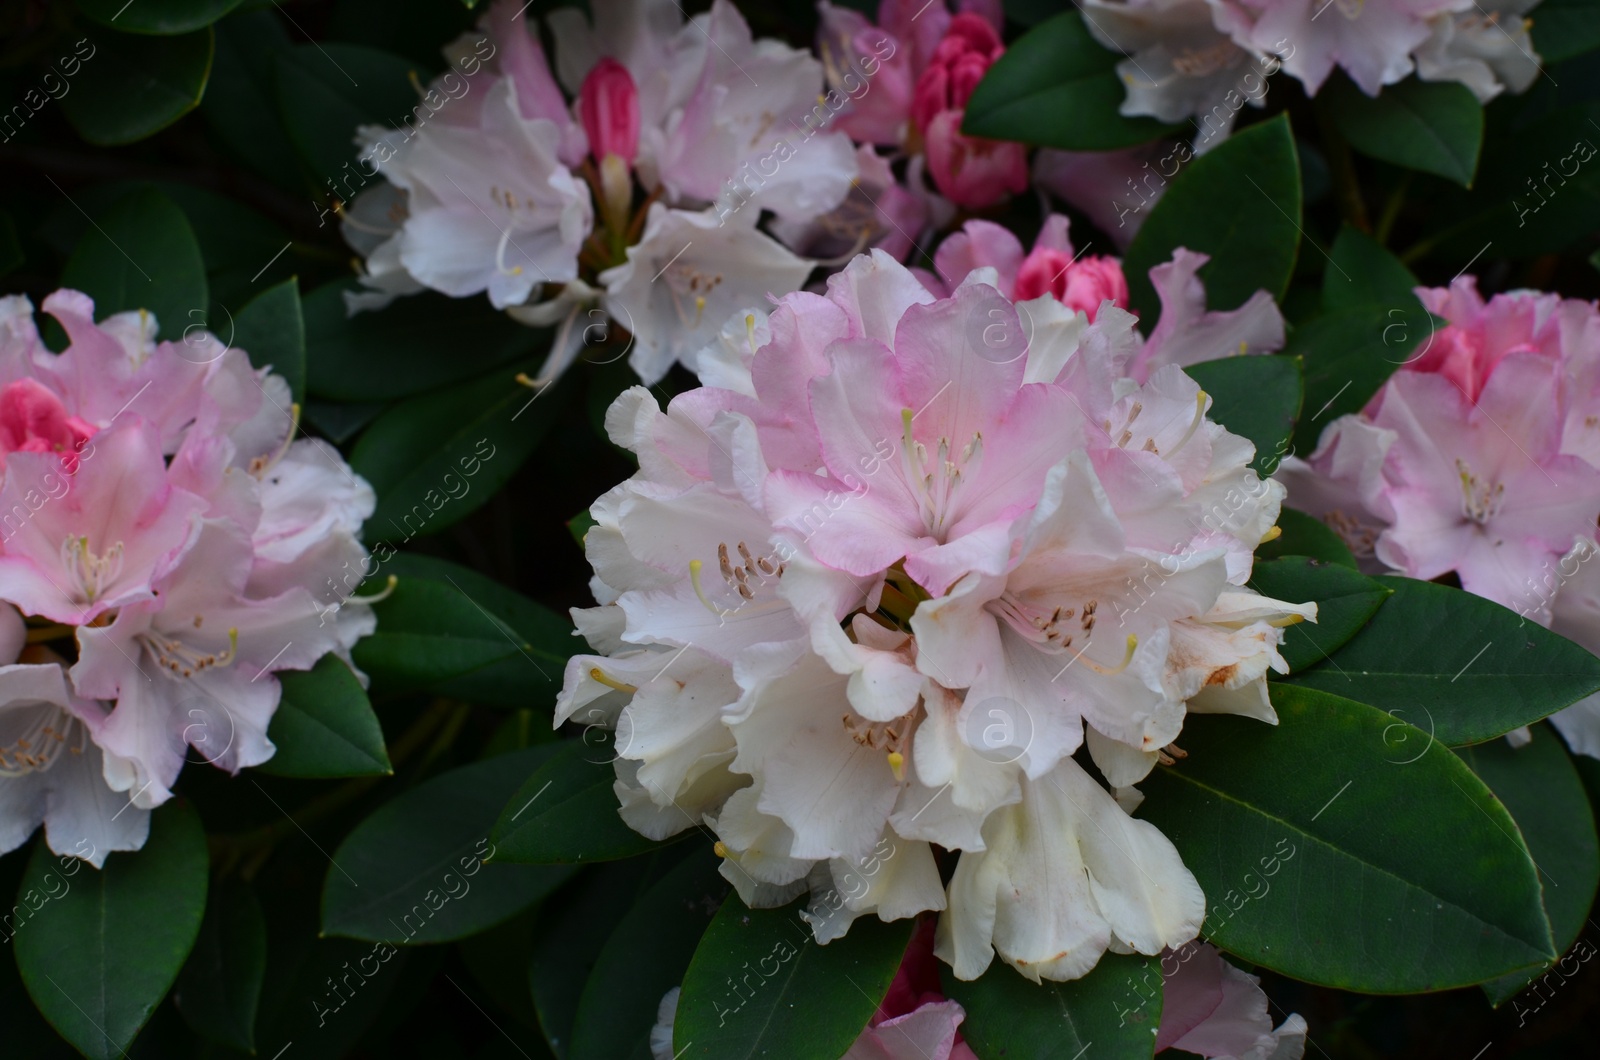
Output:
[
  {"xmin": 673, "ymin": 894, "xmax": 913, "ymax": 1059},
  {"xmin": 570, "ymin": 847, "xmax": 726, "ymax": 1060},
  {"xmin": 233, "ymin": 277, "xmax": 306, "ymax": 402},
  {"xmin": 202, "ymin": 10, "xmax": 303, "ymax": 191},
  {"xmin": 75, "ymin": 0, "xmax": 242, "ymax": 34},
  {"xmin": 61, "ymin": 27, "xmax": 214, "ymax": 145},
  {"xmin": 943, "ymin": 954, "xmax": 1161, "ymax": 1060},
  {"xmin": 1247, "ymin": 557, "xmax": 1391, "ymax": 673},
  {"xmin": 961, "ymin": 11, "xmax": 1181, "ymax": 149},
  {"xmin": 1125, "ymin": 115, "xmax": 1301, "ymax": 317},
  {"xmin": 60, "ymin": 187, "xmax": 207, "ymax": 338},
  {"xmin": 1326, "ymin": 75, "xmax": 1483, "ymax": 186},
  {"xmin": 1533, "ymin": 0, "xmax": 1600, "ymax": 63},
  {"xmin": 1255, "ymin": 507, "xmax": 1357, "ymax": 568},
  {"xmin": 172, "ymin": 878, "xmax": 266, "ymax": 1052},
  {"xmin": 352, "ymin": 553, "xmax": 576, "ymax": 707},
  {"xmin": 1184, "ymin": 354, "xmax": 1302, "ymax": 476},
  {"xmin": 15, "ymin": 802, "xmax": 209, "ymax": 1060},
  {"xmin": 1140, "ymin": 685, "xmax": 1554, "ymax": 992},
  {"xmin": 352, "ymin": 363, "xmax": 565, "ymax": 539},
  {"xmin": 302, "ymin": 280, "xmax": 545, "ymax": 401},
  {"xmin": 1322, "ymin": 224, "xmax": 1421, "ymax": 312},
  {"xmin": 1287, "ymin": 305, "xmax": 1422, "ymax": 454},
  {"xmin": 258, "ymin": 654, "xmax": 391, "ymax": 778},
  {"xmin": 1284, "ymin": 576, "xmax": 1600, "ymax": 745},
  {"xmin": 322, "ymin": 747, "xmax": 575, "ymax": 944},
  {"xmin": 274, "ymin": 43, "xmax": 416, "ymax": 179},
  {"xmin": 492, "ymin": 738, "xmax": 672, "ymax": 864},
  {"xmin": 1460, "ymin": 726, "xmax": 1600, "ymax": 1006},
  {"xmin": 246, "ymin": 933, "xmax": 410, "ymax": 1060}
]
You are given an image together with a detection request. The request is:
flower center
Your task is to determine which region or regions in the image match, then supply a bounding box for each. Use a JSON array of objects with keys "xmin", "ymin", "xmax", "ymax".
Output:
[
  {"xmin": 689, "ymin": 540, "xmax": 786, "ymax": 616},
  {"xmin": 661, "ymin": 261, "xmax": 722, "ymax": 330},
  {"xmin": 900, "ymin": 409, "xmax": 983, "ymax": 538},
  {"xmin": 1456, "ymin": 459, "xmax": 1505, "ymax": 524},
  {"xmin": 0, "ymin": 705, "xmax": 85, "ymax": 777},
  {"xmin": 61, "ymin": 536, "xmax": 124, "ymax": 605},
  {"xmin": 138, "ymin": 626, "xmax": 239, "ymax": 679}
]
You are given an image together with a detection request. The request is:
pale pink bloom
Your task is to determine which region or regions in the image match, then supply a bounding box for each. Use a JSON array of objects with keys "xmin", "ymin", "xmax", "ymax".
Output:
[
  {"xmin": 929, "ymin": 215, "xmax": 1130, "ymax": 322},
  {"xmin": 1132, "ymin": 248, "xmax": 1285, "ymax": 380},
  {"xmin": 484, "ymin": 0, "xmax": 587, "ymax": 165},
  {"xmin": 912, "ymin": 15, "xmax": 1028, "ymax": 209},
  {"xmin": 1158, "ymin": 942, "xmax": 1308, "ymax": 1059},
  {"xmin": 1212, "ymin": 0, "xmax": 1467, "ymax": 96},
  {"xmin": 1414, "ymin": 1, "xmax": 1541, "ymax": 102}
]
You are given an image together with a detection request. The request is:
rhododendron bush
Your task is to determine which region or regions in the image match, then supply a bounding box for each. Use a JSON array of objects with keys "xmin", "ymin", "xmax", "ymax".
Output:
[{"xmin": 4, "ymin": 0, "xmax": 1600, "ymax": 1058}]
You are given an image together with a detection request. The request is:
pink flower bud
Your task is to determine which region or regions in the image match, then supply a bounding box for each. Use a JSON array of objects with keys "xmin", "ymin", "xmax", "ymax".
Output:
[
  {"xmin": 580, "ymin": 57, "xmax": 640, "ymax": 167},
  {"xmin": 0, "ymin": 379, "xmax": 93, "ymax": 471},
  {"xmin": 922, "ymin": 109, "xmax": 1028, "ymax": 210},
  {"xmin": 911, "ymin": 13, "xmax": 1004, "ymax": 133},
  {"xmin": 1015, "ymin": 251, "xmax": 1130, "ymax": 321}
]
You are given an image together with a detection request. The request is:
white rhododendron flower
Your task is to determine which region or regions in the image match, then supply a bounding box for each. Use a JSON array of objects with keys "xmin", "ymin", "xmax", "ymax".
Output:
[{"xmin": 557, "ymin": 249, "xmax": 1314, "ymax": 980}]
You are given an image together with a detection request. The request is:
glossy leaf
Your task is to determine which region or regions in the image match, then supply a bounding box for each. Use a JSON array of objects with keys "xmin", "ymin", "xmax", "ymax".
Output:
[
  {"xmin": 61, "ymin": 28, "xmax": 214, "ymax": 145},
  {"xmin": 75, "ymin": 0, "xmax": 243, "ymax": 34},
  {"xmin": 1286, "ymin": 305, "xmax": 1418, "ymax": 454},
  {"xmin": 673, "ymin": 893, "xmax": 913, "ymax": 1059},
  {"xmin": 202, "ymin": 10, "xmax": 303, "ymax": 191},
  {"xmin": 1283, "ymin": 576, "xmax": 1600, "ymax": 746},
  {"xmin": 1255, "ymin": 507, "xmax": 1357, "ymax": 568},
  {"xmin": 1322, "ymin": 224, "xmax": 1422, "ymax": 312},
  {"xmin": 491, "ymin": 738, "xmax": 672, "ymax": 865},
  {"xmin": 351, "ymin": 553, "xmax": 576, "ymax": 708},
  {"xmin": 570, "ymin": 847, "xmax": 726, "ymax": 1060},
  {"xmin": 1532, "ymin": 0, "xmax": 1600, "ymax": 63},
  {"xmin": 352, "ymin": 364, "xmax": 565, "ymax": 539},
  {"xmin": 1125, "ymin": 115, "xmax": 1302, "ymax": 317},
  {"xmin": 1247, "ymin": 557, "xmax": 1392, "ymax": 673},
  {"xmin": 232, "ymin": 276, "xmax": 307, "ymax": 402},
  {"xmin": 15, "ymin": 802, "xmax": 209, "ymax": 1060},
  {"xmin": 274, "ymin": 42, "xmax": 416, "ymax": 180},
  {"xmin": 961, "ymin": 11, "xmax": 1181, "ymax": 149},
  {"xmin": 943, "ymin": 954, "xmax": 1161, "ymax": 1060},
  {"xmin": 322, "ymin": 747, "xmax": 575, "ymax": 945},
  {"xmin": 172, "ymin": 878, "xmax": 266, "ymax": 1052},
  {"xmin": 1325, "ymin": 76, "xmax": 1483, "ymax": 186},
  {"xmin": 60, "ymin": 187, "xmax": 207, "ymax": 338},
  {"xmin": 302, "ymin": 280, "xmax": 546, "ymax": 401},
  {"xmin": 1184, "ymin": 354, "xmax": 1302, "ymax": 476},
  {"xmin": 257, "ymin": 654, "xmax": 392, "ymax": 779},
  {"xmin": 1139, "ymin": 685, "xmax": 1555, "ymax": 991},
  {"xmin": 1459, "ymin": 726, "xmax": 1600, "ymax": 1006}
]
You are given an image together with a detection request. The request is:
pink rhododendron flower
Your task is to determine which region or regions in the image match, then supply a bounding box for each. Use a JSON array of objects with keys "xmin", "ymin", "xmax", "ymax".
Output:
[
  {"xmin": 0, "ymin": 292, "xmax": 377, "ymax": 863},
  {"xmin": 559, "ymin": 249, "xmax": 1314, "ymax": 982},
  {"xmin": 1158, "ymin": 942, "xmax": 1307, "ymax": 1059},
  {"xmin": 1414, "ymin": 1, "xmax": 1541, "ymax": 102},
  {"xmin": 911, "ymin": 14, "xmax": 1028, "ymax": 209}
]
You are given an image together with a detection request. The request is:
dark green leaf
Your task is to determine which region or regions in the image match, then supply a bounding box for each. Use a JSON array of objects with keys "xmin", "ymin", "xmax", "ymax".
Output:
[
  {"xmin": 15, "ymin": 802, "xmax": 209, "ymax": 1060},
  {"xmin": 1460, "ymin": 725, "xmax": 1600, "ymax": 1006},
  {"xmin": 202, "ymin": 10, "xmax": 303, "ymax": 191},
  {"xmin": 352, "ymin": 553, "xmax": 576, "ymax": 708},
  {"xmin": 75, "ymin": 0, "xmax": 242, "ymax": 34},
  {"xmin": 247, "ymin": 934, "xmax": 410, "ymax": 1060},
  {"xmin": 60, "ymin": 187, "xmax": 207, "ymax": 338},
  {"xmin": 943, "ymin": 954, "xmax": 1161, "ymax": 1060},
  {"xmin": 0, "ymin": 212, "xmax": 21, "ymax": 277},
  {"xmin": 351, "ymin": 363, "xmax": 565, "ymax": 539},
  {"xmin": 1286, "ymin": 304, "xmax": 1423, "ymax": 455},
  {"xmin": 1322, "ymin": 224, "xmax": 1421, "ymax": 312},
  {"xmin": 233, "ymin": 276, "xmax": 306, "ymax": 402},
  {"xmin": 1284, "ymin": 576, "xmax": 1600, "ymax": 745},
  {"xmin": 172, "ymin": 877, "xmax": 266, "ymax": 1052},
  {"xmin": 303, "ymin": 280, "xmax": 546, "ymax": 401},
  {"xmin": 258, "ymin": 654, "xmax": 391, "ymax": 779},
  {"xmin": 961, "ymin": 11, "xmax": 1182, "ymax": 149},
  {"xmin": 1125, "ymin": 114, "xmax": 1302, "ymax": 317},
  {"xmin": 1184, "ymin": 354, "xmax": 1302, "ymax": 476},
  {"xmin": 570, "ymin": 847, "xmax": 726, "ymax": 1060},
  {"xmin": 1532, "ymin": 0, "xmax": 1600, "ymax": 64},
  {"xmin": 1139, "ymin": 685, "xmax": 1555, "ymax": 991},
  {"xmin": 303, "ymin": 399, "xmax": 388, "ymax": 443},
  {"xmin": 1255, "ymin": 507, "xmax": 1357, "ymax": 568},
  {"xmin": 492, "ymin": 739, "xmax": 673, "ymax": 865},
  {"xmin": 61, "ymin": 28, "xmax": 214, "ymax": 145},
  {"xmin": 1325, "ymin": 76, "xmax": 1483, "ymax": 186},
  {"xmin": 274, "ymin": 42, "xmax": 416, "ymax": 180},
  {"xmin": 322, "ymin": 747, "xmax": 576, "ymax": 945},
  {"xmin": 1248, "ymin": 557, "xmax": 1392, "ymax": 673},
  {"xmin": 673, "ymin": 894, "xmax": 913, "ymax": 1060}
]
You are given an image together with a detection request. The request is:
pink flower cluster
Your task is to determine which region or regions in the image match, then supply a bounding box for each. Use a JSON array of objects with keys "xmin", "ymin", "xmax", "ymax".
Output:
[
  {"xmin": 0, "ymin": 292, "xmax": 376, "ymax": 866},
  {"xmin": 1283, "ymin": 277, "xmax": 1600, "ymax": 758}
]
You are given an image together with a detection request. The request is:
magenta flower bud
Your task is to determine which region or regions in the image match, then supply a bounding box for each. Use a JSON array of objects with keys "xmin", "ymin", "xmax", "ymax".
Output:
[{"xmin": 580, "ymin": 57, "xmax": 640, "ymax": 167}]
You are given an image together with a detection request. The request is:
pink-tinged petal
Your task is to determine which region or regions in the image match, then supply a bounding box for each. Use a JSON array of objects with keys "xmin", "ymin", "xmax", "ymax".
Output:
[
  {"xmin": 768, "ymin": 467, "xmax": 930, "ymax": 577},
  {"xmin": 751, "ymin": 291, "xmax": 853, "ymax": 468},
  {"xmin": 826, "ymin": 249, "xmax": 938, "ymax": 346},
  {"xmin": 945, "ymin": 384, "xmax": 1091, "ymax": 543},
  {"xmin": 844, "ymin": 999, "xmax": 968, "ymax": 1060},
  {"xmin": 910, "ymin": 571, "xmax": 1007, "ymax": 688},
  {"xmin": 934, "ymin": 220, "xmax": 1027, "ymax": 296},
  {"xmin": 1133, "ymin": 248, "xmax": 1284, "ymax": 379},
  {"xmin": 486, "ymin": 0, "xmax": 586, "ymax": 164},
  {"xmin": 895, "ymin": 284, "xmax": 1027, "ymax": 454}
]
